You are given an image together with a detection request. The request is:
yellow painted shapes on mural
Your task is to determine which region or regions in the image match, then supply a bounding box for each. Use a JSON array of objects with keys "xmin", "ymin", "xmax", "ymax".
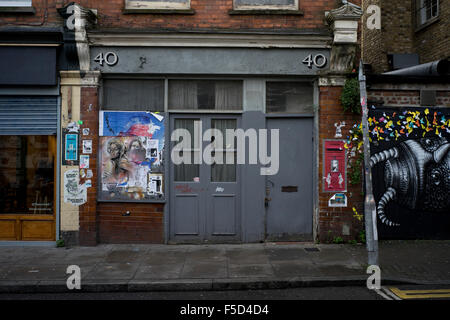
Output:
[
  {"xmin": 425, "ymin": 108, "xmax": 430, "ymax": 115},
  {"xmin": 357, "ymin": 141, "xmax": 363, "ymax": 150},
  {"xmin": 352, "ymin": 207, "xmax": 363, "ymax": 221},
  {"xmin": 385, "ymin": 120, "xmax": 393, "ymax": 129}
]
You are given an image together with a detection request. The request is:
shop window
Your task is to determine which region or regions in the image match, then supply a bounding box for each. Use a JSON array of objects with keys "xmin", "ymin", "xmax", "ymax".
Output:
[
  {"xmin": 233, "ymin": 0, "xmax": 298, "ymax": 11},
  {"xmin": 0, "ymin": 135, "xmax": 56, "ymax": 215},
  {"xmin": 124, "ymin": 0, "xmax": 192, "ymax": 12},
  {"xmin": 416, "ymin": 0, "xmax": 439, "ymax": 27},
  {"xmin": 103, "ymin": 79, "xmax": 164, "ymax": 112},
  {"xmin": 169, "ymin": 80, "xmax": 243, "ymax": 111},
  {"xmin": 266, "ymin": 81, "xmax": 314, "ymax": 114}
]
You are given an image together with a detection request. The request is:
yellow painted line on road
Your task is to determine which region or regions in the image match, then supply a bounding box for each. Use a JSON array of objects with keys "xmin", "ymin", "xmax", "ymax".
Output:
[{"xmin": 390, "ymin": 287, "xmax": 450, "ymax": 299}]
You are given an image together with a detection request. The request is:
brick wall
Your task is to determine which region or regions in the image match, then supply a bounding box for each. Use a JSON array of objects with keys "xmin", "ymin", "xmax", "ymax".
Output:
[
  {"xmin": 0, "ymin": 0, "xmax": 341, "ymax": 30},
  {"xmin": 78, "ymin": 84, "xmax": 165, "ymax": 245},
  {"xmin": 362, "ymin": 0, "xmax": 449, "ymax": 73},
  {"xmin": 362, "ymin": 0, "xmax": 414, "ymax": 73},
  {"xmin": 97, "ymin": 202, "xmax": 164, "ymax": 244},
  {"xmin": 318, "ymin": 85, "xmax": 365, "ymax": 243},
  {"xmin": 414, "ymin": 1, "xmax": 450, "ymax": 64},
  {"xmin": 79, "ymin": 86, "xmax": 99, "ymax": 246},
  {"xmin": 368, "ymin": 88, "xmax": 450, "ymax": 107}
]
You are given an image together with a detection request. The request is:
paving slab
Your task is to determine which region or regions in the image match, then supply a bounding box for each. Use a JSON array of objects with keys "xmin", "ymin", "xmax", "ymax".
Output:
[
  {"xmin": 228, "ymin": 264, "xmax": 274, "ymax": 278},
  {"xmin": 134, "ymin": 264, "xmax": 183, "ymax": 280},
  {"xmin": 181, "ymin": 261, "xmax": 228, "ymax": 279},
  {"xmin": 85, "ymin": 263, "xmax": 139, "ymax": 281}
]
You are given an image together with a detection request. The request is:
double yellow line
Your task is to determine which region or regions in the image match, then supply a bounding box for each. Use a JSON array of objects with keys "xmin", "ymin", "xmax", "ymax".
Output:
[{"xmin": 390, "ymin": 287, "xmax": 450, "ymax": 299}]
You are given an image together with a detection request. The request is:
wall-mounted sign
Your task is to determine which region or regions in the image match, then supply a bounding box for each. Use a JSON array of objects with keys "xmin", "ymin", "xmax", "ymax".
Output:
[
  {"xmin": 63, "ymin": 131, "xmax": 79, "ymax": 165},
  {"xmin": 90, "ymin": 47, "xmax": 330, "ymax": 75},
  {"xmin": 323, "ymin": 140, "xmax": 347, "ymax": 192}
]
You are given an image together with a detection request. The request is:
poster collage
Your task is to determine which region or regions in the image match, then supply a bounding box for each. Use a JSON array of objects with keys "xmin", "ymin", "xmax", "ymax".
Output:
[{"xmin": 99, "ymin": 111, "xmax": 165, "ymax": 201}]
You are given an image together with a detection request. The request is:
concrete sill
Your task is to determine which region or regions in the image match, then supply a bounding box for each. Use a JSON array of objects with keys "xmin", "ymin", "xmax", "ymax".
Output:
[
  {"xmin": 123, "ymin": 8, "xmax": 195, "ymax": 15},
  {"xmin": 0, "ymin": 6, "xmax": 35, "ymax": 14},
  {"xmin": 229, "ymin": 9, "xmax": 304, "ymax": 15},
  {"xmin": 415, "ymin": 16, "xmax": 440, "ymax": 33}
]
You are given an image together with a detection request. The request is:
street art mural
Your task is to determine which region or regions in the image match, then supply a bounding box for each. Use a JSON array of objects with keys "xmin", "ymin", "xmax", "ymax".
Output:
[
  {"xmin": 368, "ymin": 106, "xmax": 450, "ymax": 239},
  {"xmin": 99, "ymin": 111, "xmax": 165, "ymax": 201}
]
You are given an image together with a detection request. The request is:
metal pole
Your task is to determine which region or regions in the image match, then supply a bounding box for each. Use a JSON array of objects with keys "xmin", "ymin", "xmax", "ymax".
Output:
[{"xmin": 358, "ymin": 61, "xmax": 379, "ymax": 266}]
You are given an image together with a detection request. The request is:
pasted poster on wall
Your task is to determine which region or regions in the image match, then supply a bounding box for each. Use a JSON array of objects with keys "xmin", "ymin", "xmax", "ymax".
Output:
[
  {"xmin": 98, "ymin": 111, "xmax": 165, "ymax": 201},
  {"xmin": 369, "ymin": 106, "xmax": 450, "ymax": 239},
  {"xmin": 64, "ymin": 169, "xmax": 87, "ymax": 206}
]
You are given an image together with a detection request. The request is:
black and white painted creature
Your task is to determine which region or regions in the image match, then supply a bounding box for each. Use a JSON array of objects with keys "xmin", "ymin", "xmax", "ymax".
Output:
[{"xmin": 370, "ymin": 137, "xmax": 450, "ymax": 226}]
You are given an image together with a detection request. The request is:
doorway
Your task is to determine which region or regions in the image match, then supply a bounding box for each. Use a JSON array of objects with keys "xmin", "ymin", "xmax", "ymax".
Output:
[
  {"xmin": 169, "ymin": 115, "xmax": 241, "ymax": 243},
  {"xmin": 265, "ymin": 117, "xmax": 314, "ymax": 241}
]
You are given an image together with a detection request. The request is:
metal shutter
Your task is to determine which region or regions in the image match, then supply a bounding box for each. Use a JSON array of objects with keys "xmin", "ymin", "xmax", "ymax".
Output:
[{"xmin": 0, "ymin": 96, "xmax": 58, "ymax": 135}]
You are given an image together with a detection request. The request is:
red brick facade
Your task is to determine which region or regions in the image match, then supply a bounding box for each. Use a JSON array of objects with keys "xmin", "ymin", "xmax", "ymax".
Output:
[
  {"xmin": 79, "ymin": 86, "xmax": 99, "ymax": 246},
  {"xmin": 1, "ymin": 0, "xmax": 342, "ymax": 30},
  {"xmin": 318, "ymin": 86, "xmax": 365, "ymax": 243}
]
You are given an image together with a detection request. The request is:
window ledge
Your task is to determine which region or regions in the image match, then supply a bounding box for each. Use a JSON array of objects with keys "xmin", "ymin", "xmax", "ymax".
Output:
[
  {"xmin": 123, "ymin": 8, "xmax": 195, "ymax": 14},
  {"xmin": 229, "ymin": 9, "xmax": 304, "ymax": 15},
  {"xmin": 0, "ymin": 6, "xmax": 35, "ymax": 14},
  {"xmin": 415, "ymin": 16, "xmax": 440, "ymax": 33}
]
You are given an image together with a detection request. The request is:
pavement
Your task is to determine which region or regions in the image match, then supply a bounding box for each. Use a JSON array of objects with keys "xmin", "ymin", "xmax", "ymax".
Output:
[{"xmin": 0, "ymin": 240, "xmax": 449, "ymax": 293}]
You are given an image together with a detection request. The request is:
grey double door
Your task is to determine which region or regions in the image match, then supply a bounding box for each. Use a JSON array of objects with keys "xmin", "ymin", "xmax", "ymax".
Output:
[{"xmin": 169, "ymin": 115, "xmax": 241, "ymax": 243}]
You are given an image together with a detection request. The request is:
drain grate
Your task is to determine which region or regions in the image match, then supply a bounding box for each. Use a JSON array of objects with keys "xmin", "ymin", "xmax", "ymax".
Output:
[{"xmin": 304, "ymin": 247, "xmax": 320, "ymax": 252}]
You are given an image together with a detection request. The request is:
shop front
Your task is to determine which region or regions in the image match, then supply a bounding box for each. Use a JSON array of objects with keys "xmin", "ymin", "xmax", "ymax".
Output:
[
  {"xmin": 0, "ymin": 45, "xmax": 60, "ymax": 242},
  {"xmin": 83, "ymin": 36, "xmax": 330, "ymax": 244}
]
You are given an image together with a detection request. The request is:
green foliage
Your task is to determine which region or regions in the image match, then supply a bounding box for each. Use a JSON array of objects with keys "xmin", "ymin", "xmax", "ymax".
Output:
[
  {"xmin": 332, "ymin": 236, "xmax": 344, "ymax": 244},
  {"xmin": 341, "ymin": 78, "xmax": 361, "ymax": 114},
  {"xmin": 56, "ymin": 239, "xmax": 65, "ymax": 248},
  {"xmin": 349, "ymin": 152, "xmax": 364, "ymax": 185},
  {"xmin": 348, "ymin": 240, "xmax": 358, "ymax": 245},
  {"xmin": 359, "ymin": 230, "xmax": 366, "ymax": 244}
]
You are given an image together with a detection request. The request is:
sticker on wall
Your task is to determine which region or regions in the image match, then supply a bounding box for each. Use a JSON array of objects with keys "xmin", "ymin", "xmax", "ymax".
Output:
[
  {"xmin": 85, "ymin": 179, "xmax": 92, "ymax": 188},
  {"xmin": 82, "ymin": 140, "xmax": 92, "ymax": 154},
  {"xmin": 86, "ymin": 169, "xmax": 93, "ymax": 179},
  {"xmin": 329, "ymin": 193, "xmax": 347, "ymax": 207},
  {"xmin": 67, "ymin": 121, "xmax": 80, "ymax": 133},
  {"xmin": 147, "ymin": 173, "xmax": 163, "ymax": 196},
  {"xmin": 334, "ymin": 121, "xmax": 346, "ymax": 138},
  {"xmin": 64, "ymin": 169, "xmax": 87, "ymax": 206},
  {"xmin": 82, "ymin": 128, "xmax": 90, "ymax": 136},
  {"xmin": 80, "ymin": 155, "xmax": 90, "ymax": 169}
]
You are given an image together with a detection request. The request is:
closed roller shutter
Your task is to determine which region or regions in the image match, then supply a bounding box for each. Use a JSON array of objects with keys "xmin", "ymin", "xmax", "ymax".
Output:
[{"xmin": 0, "ymin": 96, "xmax": 58, "ymax": 135}]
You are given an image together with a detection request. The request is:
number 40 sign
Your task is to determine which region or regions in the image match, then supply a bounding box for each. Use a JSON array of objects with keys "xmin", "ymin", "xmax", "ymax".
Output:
[{"xmin": 302, "ymin": 54, "xmax": 327, "ymax": 69}]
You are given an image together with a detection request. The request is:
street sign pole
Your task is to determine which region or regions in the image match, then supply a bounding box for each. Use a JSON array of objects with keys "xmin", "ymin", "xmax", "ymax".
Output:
[{"xmin": 359, "ymin": 61, "xmax": 379, "ymax": 266}]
